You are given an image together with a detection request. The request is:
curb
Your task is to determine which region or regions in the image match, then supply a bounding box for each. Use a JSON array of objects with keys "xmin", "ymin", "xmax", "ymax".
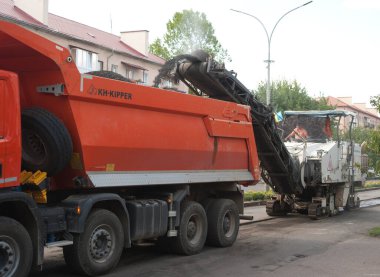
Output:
[
  {"xmin": 356, "ymin": 187, "xmax": 380, "ymax": 192},
  {"xmin": 240, "ymin": 217, "xmax": 274, "ymax": 226},
  {"xmin": 243, "ymin": 200, "xmax": 267, "ymax": 207},
  {"xmin": 243, "ymin": 187, "xmax": 380, "ymax": 207}
]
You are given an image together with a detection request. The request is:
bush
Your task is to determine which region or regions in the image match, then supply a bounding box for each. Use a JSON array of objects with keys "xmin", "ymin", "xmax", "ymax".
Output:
[
  {"xmin": 364, "ymin": 180, "xmax": 380, "ymax": 189},
  {"xmin": 244, "ymin": 190, "xmax": 274, "ymax": 202}
]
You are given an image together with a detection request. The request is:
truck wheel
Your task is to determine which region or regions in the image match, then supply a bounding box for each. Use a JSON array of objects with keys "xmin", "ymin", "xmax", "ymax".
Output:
[
  {"xmin": 0, "ymin": 217, "xmax": 33, "ymax": 277},
  {"xmin": 22, "ymin": 108, "xmax": 73, "ymax": 176},
  {"xmin": 171, "ymin": 201, "xmax": 207, "ymax": 255},
  {"xmin": 206, "ymin": 199, "xmax": 239, "ymax": 247},
  {"xmin": 201, "ymin": 198, "xmax": 216, "ymax": 213},
  {"xmin": 63, "ymin": 209, "xmax": 124, "ymax": 276}
]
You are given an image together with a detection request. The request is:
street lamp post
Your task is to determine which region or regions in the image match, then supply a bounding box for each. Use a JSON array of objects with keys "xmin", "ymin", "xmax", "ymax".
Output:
[{"xmin": 231, "ymin": 1, "xmax": 312, "ymax": 106}]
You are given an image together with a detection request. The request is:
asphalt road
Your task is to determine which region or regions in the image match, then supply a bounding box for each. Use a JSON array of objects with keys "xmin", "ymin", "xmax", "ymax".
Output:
[{"xmin": 32, "ymin": 203, "xmax": 380, "ymax": 277}]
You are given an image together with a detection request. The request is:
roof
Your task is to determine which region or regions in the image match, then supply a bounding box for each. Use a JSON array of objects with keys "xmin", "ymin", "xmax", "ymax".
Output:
[
  {"xmin": 0, "ymin": 0, "xmax": 43, "ymax": 26},
  {"xmin": 327, "ymin": 96, "xmax": 380, "ymax": 120},
  {"xmin": 0, "ymin": 0, "xmax": 165, "ymax": 65},
  {"xmin": 284, "ymin": 110, "xmax": 356, "ymax": 118},
  {"xmin": 121, "ymin": 61, "xmax": 148, "ymax": 71}
]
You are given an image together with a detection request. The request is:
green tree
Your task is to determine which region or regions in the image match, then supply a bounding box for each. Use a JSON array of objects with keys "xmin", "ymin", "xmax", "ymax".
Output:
[
  {"xmin": 363, "ymin": 129, "xmax": 380, "ymax": 174},
  {"xmin": 149, "ymin": 10, "xmax": 230, "ymax": 63},
  {"xmin": 370, "ymin": 95, "xmax": 380, "ymax": 112},
  {"xmin": 368, "ymin": 95, "xmax": 380, "ymax": 173},
  {"xmin": 254, "ymin": 80, "xmax": 333, "ymax": 112},
  {"xmin": 367, "ymin": 129, "xmax": 380, "ymax": 155},
  {"xmin": 342, "ymin": 126, "xmax": 380, "ymax": 174},
  {"xmin": 343, "ymin": 126, "xmax": 372, "ymax": 144}
]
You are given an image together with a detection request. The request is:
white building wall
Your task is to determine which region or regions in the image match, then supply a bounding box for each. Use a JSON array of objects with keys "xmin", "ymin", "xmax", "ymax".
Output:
[
  {"xmin": 24, "ymin": 29, "xmax": 175, "ymax": 89},
  {"xmin": 14, "ymin": 0, "xmax": 48, "ymax": 25}
]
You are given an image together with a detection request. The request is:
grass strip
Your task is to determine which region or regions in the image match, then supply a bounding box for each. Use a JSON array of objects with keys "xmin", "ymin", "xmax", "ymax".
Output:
[{"xmin": 369, "ymin": 227, "xmax": 380, "ymax": 237}]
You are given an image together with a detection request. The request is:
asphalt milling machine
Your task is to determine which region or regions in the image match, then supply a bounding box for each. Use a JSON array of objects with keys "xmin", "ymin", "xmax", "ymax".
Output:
[{"xmin": 155, "ymin": 51, "xmax": 362, "ymax": 219}]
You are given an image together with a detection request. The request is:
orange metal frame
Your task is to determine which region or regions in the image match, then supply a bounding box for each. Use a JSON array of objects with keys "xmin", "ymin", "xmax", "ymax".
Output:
[{"xmin": 0, "ymin": 20, "xmax": 260, "ymax": 190}]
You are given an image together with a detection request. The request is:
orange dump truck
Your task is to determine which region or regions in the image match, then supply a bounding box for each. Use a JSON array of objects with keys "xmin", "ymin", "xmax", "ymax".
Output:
[{"xmin": 0, "ymin": 20, "xmax": 260, "ymax": 276}]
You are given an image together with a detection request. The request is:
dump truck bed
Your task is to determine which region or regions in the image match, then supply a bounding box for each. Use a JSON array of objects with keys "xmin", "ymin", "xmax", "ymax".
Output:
[{"xmin": 0, "ymin": 20, "xmax": 260, "ymax": 190}]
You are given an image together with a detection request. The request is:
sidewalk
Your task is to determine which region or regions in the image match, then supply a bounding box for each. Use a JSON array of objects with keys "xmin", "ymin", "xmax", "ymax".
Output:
[
  {"xmin": 357, "ymin": 189, "xmax": 380, "ymax": 201},
  {"xmin": 240, "ymin": 205, "xmax": 271, "ymax": 225}
]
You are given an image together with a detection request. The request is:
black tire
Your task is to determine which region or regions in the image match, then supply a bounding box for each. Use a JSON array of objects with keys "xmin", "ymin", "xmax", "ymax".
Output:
[
  {"xmin": 266, "ymin": 200, "xmax": 288, "ymax": 216},
  {"xmin": 22, "ymin": 108, "xmax": 73, "ymax": 176},
  {"xmin": 63, "ymin": 209, "xmax": 124, "ymax": 276},
  {"xmin": 170, "ymin": 201, "xmax": 207, "ymax": 255},
  {"xmin": 0, "ymin": 217, "xmax": 33, "ymax": 277},
  {"xmin": 201, "ymin": 198, "xmax": 216, "ymax": 213},
  {"xmin": 206, "ymin": 199, "xmax": 239, "ymax": 247}
]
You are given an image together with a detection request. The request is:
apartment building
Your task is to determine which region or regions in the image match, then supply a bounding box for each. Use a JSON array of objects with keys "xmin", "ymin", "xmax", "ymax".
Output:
[
  {"xmin": 327, "ymin": 96, "xmax": 380, "ymax": 130},
  {"xmin": 0, "ymin": 0, "xmax": 181, "ymax": 89}
]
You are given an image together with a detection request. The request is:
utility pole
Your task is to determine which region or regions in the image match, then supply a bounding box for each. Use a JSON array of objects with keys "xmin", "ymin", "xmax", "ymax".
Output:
[{"xmin": 231, "ymin": 1, "xmax": 313, "ymax": 106}]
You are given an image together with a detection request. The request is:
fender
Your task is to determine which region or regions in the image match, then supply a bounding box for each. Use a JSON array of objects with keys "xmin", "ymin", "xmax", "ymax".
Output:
[{"xmin": 61, "ymin": 193, "xmax": 131, "ymax": 247}]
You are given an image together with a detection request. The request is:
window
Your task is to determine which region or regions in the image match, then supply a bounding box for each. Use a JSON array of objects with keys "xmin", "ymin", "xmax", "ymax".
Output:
[
  {"xmin": 98, "ymin": 61, "xmax": 104, "ymax": 71},
  {"xmin": 111, "ymin": 64, "xmax": 118, "ymax": 73},
  {"xmin": 126, "ymin": 68, "xmax": 135, "ymax": 80},
  {"xmin": 162, "ymin": 80, "xmax": 173, "ymax": 88},
  {"xmin": 352, "ymin": 116, "xmax": 358, "ymax": 128},
  {"xmin": 73, "ymin": 48, "xmax": 98, "ymax": 73},
  {"xmin": 143, "ymin": 71, "xmax": 148, "ymax": 84},
  {"xmin": 364, "ymin": 117, "xmax": 374, "ymax": 128}
]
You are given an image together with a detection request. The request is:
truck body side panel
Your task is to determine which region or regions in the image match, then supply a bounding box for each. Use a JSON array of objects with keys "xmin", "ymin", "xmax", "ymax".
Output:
[
  {"xmin": 66, "ymin": 77, "xmax": 258, "ymax": 189},
  {"xmin": 70, "ymin": 98, "xmax": 249, "ymax": 171}
]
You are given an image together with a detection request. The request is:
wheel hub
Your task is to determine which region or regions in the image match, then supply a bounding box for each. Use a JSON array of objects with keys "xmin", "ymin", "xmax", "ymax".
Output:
[
  {"xmin": 186, "ymin": 214, "xmax": 202, "ymax": 244},
  {"xmin": 22, "ymin": 130, "xmax": 47, "ymax": 165},
  {"xmin": 0, "ymin": 237, "xmax": 20, "ymax": 277},
  {"xmin": 89, "ymin": 227, "xmax": 112, "ymax": 262},
  {"xmin": 223, "ymin": 214, "xmax": 231, "ymax": 234},
  {"xmin": 187, "ymin": 220, "xmax": 197, "ymax": 239}
]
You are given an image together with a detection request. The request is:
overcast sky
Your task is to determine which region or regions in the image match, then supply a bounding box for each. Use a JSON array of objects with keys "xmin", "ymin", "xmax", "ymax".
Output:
[{"xmin": 49, "ymin": 0, "xmax": 380, "ymax": 106}]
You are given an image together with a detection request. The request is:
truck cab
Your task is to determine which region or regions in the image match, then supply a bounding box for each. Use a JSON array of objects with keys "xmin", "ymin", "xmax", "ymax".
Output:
[{"xmin": 0, "ymin": 71, "xmax": 21, "ymax": 189}]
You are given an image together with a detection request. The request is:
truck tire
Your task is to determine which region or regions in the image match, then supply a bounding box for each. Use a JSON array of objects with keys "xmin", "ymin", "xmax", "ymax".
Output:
[
  {"xmin": 22, "ymin": 108, "xmax": 73, "ymax": 176},
  {"xmin": 171, "ymin": 201, "xmax": 207, "ymax": 255},
  {"xmin": 201, "ymin": 198, "xmax": 216, "ymax": 213},
  {"xmin": 0, "ymin": 217, "xmax": 33, "ymax": 277},
  {"xmin": 206, "ymin": 199, "xmax": 239, "ymax": 247},
  {"xmin": 63, "ymin": 209, "xmax": 124, "ymax": 276}
]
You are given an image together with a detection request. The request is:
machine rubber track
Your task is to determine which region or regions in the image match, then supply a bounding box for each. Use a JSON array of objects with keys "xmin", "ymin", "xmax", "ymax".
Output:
[{"xmin": 156, "ymin": 54, "xmax": 303, "ymax": 195}]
